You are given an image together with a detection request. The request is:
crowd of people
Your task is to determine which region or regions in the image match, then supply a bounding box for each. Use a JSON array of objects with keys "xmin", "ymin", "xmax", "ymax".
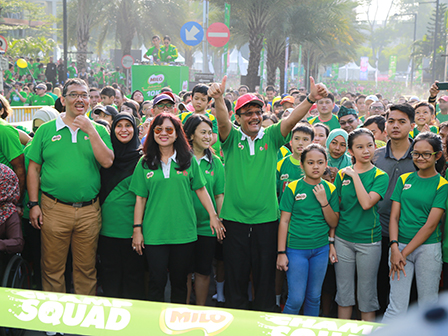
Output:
[{"xmin": 2, "ymin": 70, "xmax": 448, "ymax": 334}]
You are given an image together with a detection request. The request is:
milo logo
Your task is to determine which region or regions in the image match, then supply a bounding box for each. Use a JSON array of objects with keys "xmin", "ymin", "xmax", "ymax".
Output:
[
  {"xmin": 148, "ymin": 74, "xmax": 165, "ymax": 85},
  {"xmin": 52, "ymin": 135, "xmax": 62, "ymax": 142},
  {"xmin": 295, "ymin": 193, "xmax": 307, "ymax": 201},
  {"xmin": 403, "ymin": 184, "xmax": 412, "ymax": 190},
  {"xmin": 280, "ymin": 174, "xmax": 289, "ymax": 180},
  {"xmin": 342, "ymin": 180, "xmax": 351, "ymax": 186},
  {"xmin": 160, "ymin": 308, "xmax": 233, "ymax": 336}
]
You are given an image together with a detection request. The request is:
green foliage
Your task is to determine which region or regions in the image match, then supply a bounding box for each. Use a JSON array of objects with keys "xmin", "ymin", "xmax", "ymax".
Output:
[{"xmin": 7, "ymin": 36, "xmax": 56, "ymax": 58}]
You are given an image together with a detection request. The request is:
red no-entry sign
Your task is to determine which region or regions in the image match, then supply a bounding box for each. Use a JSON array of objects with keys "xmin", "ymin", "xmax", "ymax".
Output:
[{"xmin": 206, "ymin": 22, "xmax": 230, "ymax": 48}]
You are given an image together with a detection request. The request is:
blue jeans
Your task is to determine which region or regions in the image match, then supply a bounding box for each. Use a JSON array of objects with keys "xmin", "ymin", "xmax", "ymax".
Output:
[{"xmin": 283, "ymin": 245, "xmax": 329, "ymax": 316}]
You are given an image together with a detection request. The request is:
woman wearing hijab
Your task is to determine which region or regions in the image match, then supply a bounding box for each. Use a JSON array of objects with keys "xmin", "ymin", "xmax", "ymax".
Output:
[
  {"xmin": 98, "ymin": 113, "xmax": 145, "ymax": 300},
  {"xmin": 326, "ymin": 129, "xmax": 351, "ymax": 182},
  {"xmin": 0, "ymin": 164, "xmax": 24, "ymax": 254}
]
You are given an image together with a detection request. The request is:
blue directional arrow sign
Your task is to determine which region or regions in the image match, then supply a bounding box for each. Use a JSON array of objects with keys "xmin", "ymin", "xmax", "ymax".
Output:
[{"xmin": 180, "ymin": 21, "xmax": 204, "ymax": 47}]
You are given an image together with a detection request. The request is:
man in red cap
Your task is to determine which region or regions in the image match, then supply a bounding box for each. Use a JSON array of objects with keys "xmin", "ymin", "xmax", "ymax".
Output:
[
  {"xmin": 151, "ymin": 92, "xmax": 177, "ymax": 116},
  {"xmin": 208, "ymin": 76, "xmax": 328, "ymax": 312}
]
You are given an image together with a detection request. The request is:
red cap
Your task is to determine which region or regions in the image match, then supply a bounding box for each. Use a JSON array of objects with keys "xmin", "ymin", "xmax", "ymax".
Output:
[
  {"xmin": 439, "ymin": 96, "xmax": 448, "ymax": 102},
  {"xmin": 280, "ymin": 96, "xmax": 294, "ymax": 105},
  {"xmin": 234, "ymin": 94, "xmax": 264, "ymax": 112}
]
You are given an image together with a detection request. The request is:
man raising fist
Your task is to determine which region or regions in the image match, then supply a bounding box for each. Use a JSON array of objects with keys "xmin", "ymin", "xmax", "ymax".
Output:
[{"xmin": 208, "ymin": 77, "xmax": 328, "ymax": 311}]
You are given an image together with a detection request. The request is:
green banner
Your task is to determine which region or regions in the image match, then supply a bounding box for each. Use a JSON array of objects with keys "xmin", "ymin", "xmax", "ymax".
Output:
[
  {"xmin": 0, "ymin": 288, "xmax": 382, "ymax": 336},
  {"xmin": 332, "ymin": 63, "xmax": 339, "ymax": 80},
  {"xmin": 259, "ymin": 39, "xmax": 266, "ymax": 94},
  {"xmin": 388, "ymin": 55, "xmax": 397, "ymax": 80},
  {"xmin": 131, "ymin": 65, "xmax": 189, "ymax": 100},
  {"xmin": 223, "ymin": 3, "xmax": 231, "ymax": 75},
  {"xmin": 416, "ymin": 63, "xmax": 423, "ymax": 83}
]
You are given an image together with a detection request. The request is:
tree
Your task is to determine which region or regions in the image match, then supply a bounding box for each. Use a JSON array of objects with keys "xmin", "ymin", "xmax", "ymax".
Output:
[{"xmin": 7, "ymin": 36, "xmax": 56, "ymax": 58}]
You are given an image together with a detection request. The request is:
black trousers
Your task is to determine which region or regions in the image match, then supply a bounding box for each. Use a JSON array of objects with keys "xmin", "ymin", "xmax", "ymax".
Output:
[
  {"xmin": 223, "ymin": 220, "xmax": 277, "ymax": 312},
  {"xmin": 98, "ymin": 235, "xmax": 145, "ymax": 300},
  {"xmin": 144, "ymin": 242, "xmax": 195, "ymax": 304},
  {"xmin": 377, "ymin": 235, "xmax": 390, "ymax": 315}
]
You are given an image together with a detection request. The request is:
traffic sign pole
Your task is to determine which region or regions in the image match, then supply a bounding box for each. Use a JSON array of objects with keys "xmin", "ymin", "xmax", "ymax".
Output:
[
  {"xmin": 0, "ymin": 35, "xmax": 8, "ymax": 52},
  {"xmin": 223, "ymin": 3, "xmax": 231, "ymax": 76},
  {"xmin": 121, "ymin": 55, "xmax": 134, "ymax": 94}
]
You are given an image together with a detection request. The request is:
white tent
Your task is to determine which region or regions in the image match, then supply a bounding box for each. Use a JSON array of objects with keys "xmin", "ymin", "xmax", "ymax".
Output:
[
  {"xmin": 227, "ymin": 48, "xmax": 248, "ymax": 75},
  {"xmin": 338, "ymin": 62, "xmax": 377, "ymax": 81}
]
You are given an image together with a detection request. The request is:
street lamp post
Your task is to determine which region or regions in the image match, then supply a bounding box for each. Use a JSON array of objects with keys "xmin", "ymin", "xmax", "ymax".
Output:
[{"xmin": 420, "ymin": 0, "xmax": 440, "ymax": 83}]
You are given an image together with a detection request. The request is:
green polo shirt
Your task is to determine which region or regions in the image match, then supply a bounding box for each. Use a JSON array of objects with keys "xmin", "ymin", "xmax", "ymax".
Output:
[
  {"xmin": 276, "ymin": 155, "xmax": 304, "ymax": 202},
  {"xmin": 391, "ymin": 172, "xmax": 448, "ymax": 245},
  {"xmin": 437, "ymin": 112, "xmax": 448, "ymax": 123},
  {"xmin": 280, "ymin": 178, "xmax": 339, "ymax": 249},
  {"xmin": 220, "ymin": 121, "xmax": 289, "ymax": 224},
  {"xmin": 129, "ymin": 156, "xmax": 206, "ymax": 245},
  {"xmin": 67, "ymin": 66, "xmax": 77, "ymax": 78},
  {"xmin": 180, "ymin": 111, "xmax": 218, "ymax": 134},
  {"xmin": 335, "ymin": 167, "xmax": 389, "ymax": 243},
  {"xmin": 193, "ymin": 155, "xmax": 225, "ymax": 237},
  {"xmin": 27, "ymin": 117, "xmax": 113, "ymax": 203},
  {"xmin": 9, "ymin": 91, "xmax": 27, "ymax": 106},
  {"xmin": 308, "ymin": 114, "xmax": 340, "ymax": 131},
  {"xmin": 28, "ymin": 94, "xmax": 55, "ymax": 106},
  {"xmin": 145, "ymin": 46, "xmax": 160, "ymax": 61},
  {"xmin": 100, "ymin": 176, "xmax": 135, "ymax": 239},
  {"xmin": 409, "ymin": 125, "xmax": 438, "ymax": 139},
  {"xmin": 0, "ymin": 119, "xmax": 23, "ymax": 169},
  {"xmin": 5, "ymin": 70, "xmax": 13, "ymax": 84}
]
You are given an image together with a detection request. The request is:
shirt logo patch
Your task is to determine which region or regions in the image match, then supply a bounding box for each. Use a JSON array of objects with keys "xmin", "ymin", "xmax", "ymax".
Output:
[
  {"xmin": 238, "ymin": 143, "xmax": 244, "ymax": 150},
  {"xmin": 265, "ymin": 144, "xmax": 268, "ymax": 150},
  {"xmin": 403, "ymin": 184, "xmax": 412, "ymax": 190},
  {"xmin": 146, "ymin": 172, "xmax": 154, "ymax": 178},
  {"xmin": 52, "ymin": 135, "xmax": 62, "ymax": 142},
  {"xmin": 295, "ymin": 193, "xmax": 307, "ymax": 201},
  {"xmin": 84, "ymin": 136, "xmax": 89, "ymax": 140},
  {"xmin": 183, "ymin": 171, "xmax": 188, "ymax": 176},
  {"xmin": 259, "ymin": 146, "xmax": 264, "ymax": 151},
  {"xmin": 205, "ymin": 170, "xmax": 210, "ymax": 174},
  {"xmin": 280, "ymin": 174, "xmax": 289, "ymax": 180},
  {"xmin": 342, "ymin": 180, "xmax": 351, "ymax": 186}
]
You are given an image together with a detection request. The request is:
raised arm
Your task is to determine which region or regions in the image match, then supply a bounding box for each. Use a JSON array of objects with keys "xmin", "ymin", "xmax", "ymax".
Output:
[
  {"xmin": 208, "ymin": 76, "xmax": 232, "ymax": 142},
  {"xmin": 280, "ymin": 77, "xmax": 328, "ymax": 137}
]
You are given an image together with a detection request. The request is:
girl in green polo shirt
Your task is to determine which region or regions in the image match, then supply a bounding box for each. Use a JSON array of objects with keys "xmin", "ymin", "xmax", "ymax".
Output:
[
  {"xmin": 333, "ymin": 128, "xmax": 389, "ymax": 322},
  {"xmin": 98, "ymin": 113, "xmax": 145, "ymax": 300},
  {"xmin": 383, "ymin": 132, "xmax": 448, "ymax": 322},
  {"xmin": 277, "ymin": 144, "xmax": 339, "ymax": 316},
  {"xmin": 183, "ymin": 114, "xmax": 225, "ymax": 306},
  {"xmin": 129, "ymin": 113, "xmax": 224, "ymax": 304}
]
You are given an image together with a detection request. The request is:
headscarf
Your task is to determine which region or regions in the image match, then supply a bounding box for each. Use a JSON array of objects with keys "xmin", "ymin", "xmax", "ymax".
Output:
[
  {"xmin": 99, "ymin": 113, "xmax": 142, "ymax": 204},
  {"xmin": 326, "ymin": 129, "xmax": 352, "ymax": 169},
  {"xmin": 0, "ymin": 164, "xmax": 19, "ymax": 224},
  {"xmin": 33, "ymin": 107, "xmax": 59, "ymax": 131},
  {"xmin": 337, "ymin": 105, "xmax": 358, "ymax": 119}
]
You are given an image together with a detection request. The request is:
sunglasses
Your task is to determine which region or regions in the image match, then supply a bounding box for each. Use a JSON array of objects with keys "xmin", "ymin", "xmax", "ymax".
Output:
[
  {"xmin": 154, "ymin": 126, "xmax": 175, "ymax": 134},
  {"xmin": 156, "ymin": 103, "xmax": 174, "ymax": 109}
]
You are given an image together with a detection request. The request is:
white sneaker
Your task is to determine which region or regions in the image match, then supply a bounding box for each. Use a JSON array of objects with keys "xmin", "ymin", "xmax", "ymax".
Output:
[
  {"xmin": 212, "ymin": 293, "xmax": 218, "ymax": 300},
  {"xmin": 46, "ymin": 333, "xmax": 56, "ymax": 336}
]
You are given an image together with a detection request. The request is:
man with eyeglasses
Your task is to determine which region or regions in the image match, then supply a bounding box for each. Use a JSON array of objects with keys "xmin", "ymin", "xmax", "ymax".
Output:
[
  {"xmin": 208, "ymin": 76, "xmax": 328, "ymax": 312},
  {"xmin": 368, "ymin": 101, "xmax": 385, "ymax": 117},
  {"xmin": 373, "ymin": 103, "xmax": 416, "ymax": 315},
  {"xmin": 28, "ymin": 83, "xmax": 55, "ymax": 106},
  {"xmin": 338, "ymin": 106, "xmax": 360, "ymax": 133},
  {"xmin": 151, "ymin": 92, "xmax": 177, "ymax": 116},
  {"xmin": 27, "ymin": 78, "xmax": 114, "ymax": 296}
]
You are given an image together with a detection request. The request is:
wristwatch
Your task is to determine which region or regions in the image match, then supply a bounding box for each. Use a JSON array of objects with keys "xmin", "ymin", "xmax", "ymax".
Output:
[{"xmin": 27, "ymin": 201, "xmax": 39, "ymax": 209}]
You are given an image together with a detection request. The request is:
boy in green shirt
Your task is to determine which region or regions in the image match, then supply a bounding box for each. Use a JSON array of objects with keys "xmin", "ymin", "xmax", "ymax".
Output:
[{"xmin": 308, "ymin": 93, "xmax": 340, "ymax": 131}]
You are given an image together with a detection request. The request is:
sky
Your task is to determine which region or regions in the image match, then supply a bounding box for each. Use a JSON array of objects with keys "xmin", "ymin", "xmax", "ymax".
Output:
[{"xmin": 357, "ymin": 0, "xmax": 398, "ymax": 22}]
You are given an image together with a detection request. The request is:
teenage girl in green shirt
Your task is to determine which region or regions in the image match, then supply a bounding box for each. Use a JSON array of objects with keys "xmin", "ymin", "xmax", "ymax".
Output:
[
  {"xmin": 383, "ymin": 132, "xmax": 448, "ymax": 322},
  {"xmin": 333, "ymin": 128, "xmax": 389, "ymax": 322}
]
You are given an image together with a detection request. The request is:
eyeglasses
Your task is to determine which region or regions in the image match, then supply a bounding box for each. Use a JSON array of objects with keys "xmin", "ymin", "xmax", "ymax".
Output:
[
  {"xmin": 156, "ymin": 103, "xmax": 174, "ymax": 109},
  {"xmin": 154, "ymin": 126, "xmax": 175, "ymax": 134},
  {"xmin": 339, "ymin": 118, "xmax": 356, "ymax": 126},
  {"xmin": 240, "ymin": 110, "xmax": 263, "ymax": 117},
  {"xmin": 370, "ymin": 106, "xmax": 384, "ymax": 111},
  {"xmin": 410, "ymin": 151, "xmax": 438, "ymax": 160},
  {"xmin": 65, "ymin": 93, "xmax": 90, "ymax": 99}
]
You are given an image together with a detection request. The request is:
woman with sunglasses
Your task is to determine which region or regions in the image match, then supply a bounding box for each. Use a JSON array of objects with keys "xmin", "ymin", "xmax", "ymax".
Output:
[
  {"xmin": 129, "ymin": 113, "xmax": 225, "ymax": 304},
  {"xmin": 183, "ymin": 114, "xmax": 225, "ymax": 306},
  {"xmin": 383, "ymin": 132, "xmax": 448, "ymax": 321}
]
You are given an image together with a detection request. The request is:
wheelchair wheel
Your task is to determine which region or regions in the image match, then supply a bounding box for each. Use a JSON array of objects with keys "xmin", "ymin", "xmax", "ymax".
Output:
[{"xmin": 0, "ymin": 254, "xmax": 32, "ymax": 336}]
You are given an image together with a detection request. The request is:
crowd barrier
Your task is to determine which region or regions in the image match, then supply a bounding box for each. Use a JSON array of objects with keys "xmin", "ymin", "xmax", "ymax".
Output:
[
  {"xmin": 0, "ymin": 288, "xmax": 381, "ymax": 336},
  {"xmin": 9, "ymin": 106, "xmax": 44, "ymax": 123}
]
